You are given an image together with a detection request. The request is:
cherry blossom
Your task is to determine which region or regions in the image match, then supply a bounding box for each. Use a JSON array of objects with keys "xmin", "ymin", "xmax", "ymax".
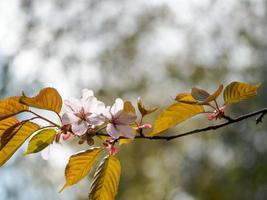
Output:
[
  {"xmin": 104, "ymin": 98, "xmax": 137, "ymax": 139},
  {"xmin": 61, "ymin": 89, "xmax": 105, "ymax": 136}
]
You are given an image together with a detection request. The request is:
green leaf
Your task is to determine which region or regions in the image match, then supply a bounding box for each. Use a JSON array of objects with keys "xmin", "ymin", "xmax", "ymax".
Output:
[
  {"xmin": 20, "ymin": 87, "xmax": 62, "ymax": 113},
  {"xmin": 0, "ymin": 122, "xmax": 39, "ymax": 166},
  {"xmin": 60, "ymin": 147, "xmax": 103, "ymax": 192},
  {"xmin": 25, "ymin": 128, "xmax": 57, "ymax": 155},
  {"xmin": 223, "ymin": 82, "xmax": 261, "ymax": 104},
  {"xmin": 152, "ymin": 94, "xmax": 204, "ymax": 135},
  {"xmin": 0, "ymin": 97, "xmax": 28, "ymax": 121},
  {"xmin": 89, "ymin": 155, "xmax": 121, "ymax": 200}
]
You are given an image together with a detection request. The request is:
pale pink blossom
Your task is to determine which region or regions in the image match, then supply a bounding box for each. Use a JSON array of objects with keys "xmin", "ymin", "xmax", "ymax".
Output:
[
  {"xmin": 41, "ymin": 142, "xmax": 61, "ymax": 160},
  {"xmin": 62, "ymin": 89, "xmax": 105, "ymax": 136},
  {"xmin": 41, "ymin": 132, "xmax": 71, "ymax": 160},
  {"xmin": 104, "ymin": 98, "xmax": 137, "ymax": 139}
]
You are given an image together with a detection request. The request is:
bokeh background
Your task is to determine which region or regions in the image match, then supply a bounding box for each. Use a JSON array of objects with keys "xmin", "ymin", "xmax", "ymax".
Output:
[{"xmin": 0, "ymin": 0, "xmax": 267, "ymax": 199}]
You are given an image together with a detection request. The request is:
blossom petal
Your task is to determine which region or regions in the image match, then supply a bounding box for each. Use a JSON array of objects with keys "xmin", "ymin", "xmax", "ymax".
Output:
[
  {"xmin": 81, "ymin": 89, "xmax": 94, "ymax": 100},
  {"xmin": 62, "ymin": 112, "xmax": 80, "ymax": 125},
  {"xmin": 88, "ymin": 114, "xmax": 105, "ymax": 126},
  {"xmin": 91, "ymin": 100, "xmax": 105, "ymax": 115},
  {"xmin": 71, "ymin": 121, "xmax": 88, "ymax": 136},
  {"xmin": 106, "ymin": 123, "xmax": 120, "ymax": 139},
  {"xmin": 41, "ymin": 143, "xmax": 61, "ymax": 160},
  {"xmin": 110, "ymin": 98, "xmax": 124, "ymax": 114},
  {"xmin": 102, "ymin": 106, "xmax": 112, "ymax": 119},
  {"xmin": 64, "ymin": 98, "xmax": 81, "ymax": 112},
  {"xmin": 41, "ymin": 145, "xmax": 50, "ymax": 160},
  {"xmin": 62, "ymin": 113, "xmax": 71, "ymax": 125},
  {"xmin": 117, "ymin": 125, "xmax": 135, "ymax": 139}
]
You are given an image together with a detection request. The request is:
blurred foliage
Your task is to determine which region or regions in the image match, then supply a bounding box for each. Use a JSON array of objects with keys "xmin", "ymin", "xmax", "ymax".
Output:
[{"xmin": 0, "ymin": 0, "xmax": 267, "ymax": 199}]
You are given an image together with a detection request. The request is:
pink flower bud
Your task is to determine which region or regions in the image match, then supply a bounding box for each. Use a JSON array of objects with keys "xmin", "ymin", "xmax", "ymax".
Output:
[
  {"xmin": 62, "ymin": 132, "xmax": 71, "ymax": 140},
  {"xmin": 109, "ymin": 146, "xmax": 120, "ymax": 155},
  {"xmin": 208, "ymin": 106, "xmax": 226, "ymax": 121},
  {"xmin": 139, "ymin": 123, "xmax": 152, "ymax": 129}
]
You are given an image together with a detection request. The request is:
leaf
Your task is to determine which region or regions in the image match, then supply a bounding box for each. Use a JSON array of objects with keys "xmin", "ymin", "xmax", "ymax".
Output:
[
  {"xmin": 223, "ymin": 82, "xmax": 261, "ymax": 104},
  {"xmin": 191, "ymin": 84, "xmax": 224, "ymax": 103},
  {"xmin": 123, "ymin": 101, "xmax": 136, "ymax": 114},
  {"xmin": 25, "ymin": 128, "xmax": 57, "ymax": 155},
  {"xmin": 0, "ymin": 118, "xmax": 19, "ymax": 139},
  {"xmin": 20, "ymin": 87, "xmax": 62, "ymax": 113},
  {"xmin": 89, "ymin": 155, "xmax": 121, "ymax": 200},
  {"xmin": 60, "ymin": 147, "xmax": 103, "ymax": 192},
  {"xmin": 175, "ymin": 93, "xmax": 198, "ymax": 104},
  {"xmin": 0, "ymin": 122, "xmax": 39, "ymax": 166},
  {"xmin": 152, "ymin": 94, "xmax": 204, "ymax": 135},
  {"xmin": 0, "ymin": 97, "xmax": 28, "ymax": 121},
  {"xmin": 191, "ymin": 87, "xmax": 210, "ymax": 102},
  {"xmin": 0, "ymin": 122, "xmax": 22, "ymax": 150},
  {"xmin": 137, "ymin": 97, "xmax": 158, "ymax": 116},
  {"xmin": 205, "ymin": 84, "xmax": 224, "ymax": 103}
]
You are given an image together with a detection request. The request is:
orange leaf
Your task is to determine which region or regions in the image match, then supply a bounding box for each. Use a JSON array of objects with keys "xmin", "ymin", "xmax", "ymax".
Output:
[
  {"xmin": 60, "ymin": 147, "xmax": 103, "ymax": 192},
  {"xmin": 0, "ymin": 121, "xmax": 39, "ymax": 166},
  {"xmin": 20, "ymin": 87, "xmax": 62, "ymax": 113},
  {"xmin": 123, "ymin": 101, "xmax": 136, "ymax": 114},
  {"xmin": 205, "ymin": 84, "xmax": 224, "ymax": 103},
  {"xmin": 0, "ymin": 97, "xmax": 28, "ymax": 121}
]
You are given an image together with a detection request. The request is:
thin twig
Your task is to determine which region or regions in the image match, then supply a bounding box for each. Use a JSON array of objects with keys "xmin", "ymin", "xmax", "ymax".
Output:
[{"xmin": 96, "ymin": 107, "xmax": 267, "ymax": 141}]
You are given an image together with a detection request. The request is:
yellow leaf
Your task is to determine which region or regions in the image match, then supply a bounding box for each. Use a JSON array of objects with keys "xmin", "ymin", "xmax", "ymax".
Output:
[
  {"xmin": 0, "ymin": 122, "xmax": 21, "ymax": 150},
  {"xmin": 89, "ymin": 155, "xmax": 121, "ymax": 200},
  {"xmin": 175, "ymin": 93, "xmax": 198, "ymax": 104},
  {"xmin": 118, "ymin": 139, "xmax": 131, "ymax": 145},
  {"xmin": 123, "ymin": 101, "xmax": 136, "ymax": 114},
  {"xmin": 152, "ymin": 95, "xmax": 204, "ymax": 135},
  {"xmin": 60, "ymin": 147, "xmax": 103, "ymax": 192},
  {"xmin": 0, "ymin": 122, "xmax": 39, "ymax": 166},
  {"xmin": 0, "ymin": 97, "xmax": 28, "ymax": 121},
  {"xmin": 20, "ymin": 87, "xmax": 62, "ymax": 113},
  {"xmin": 0, "ymin": 118, "xmax": 18, "ymax": 139},
  {"xmin": 25, "ymin": 128, "xmax": 57, "ymax": 155},
  {"xmin": 223, "ymin": 82, "xmax": 261, "ymax": 104}
]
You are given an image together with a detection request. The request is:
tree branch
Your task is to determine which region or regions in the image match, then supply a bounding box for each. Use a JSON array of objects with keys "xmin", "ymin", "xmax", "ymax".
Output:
[{"xmin": 96, "ymin": 107, "xmax": 267, "ymax": 141}]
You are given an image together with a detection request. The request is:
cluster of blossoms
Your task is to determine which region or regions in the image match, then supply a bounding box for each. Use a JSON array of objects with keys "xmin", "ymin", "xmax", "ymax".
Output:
[
  {"xmin": 41, "ymin": 89, "xmax": 154, "ymax": 158},
  {"xmin": 62, "ymin": 89, "xmax": 137, "ymax": 139},
  {"xmin": 40, "ymin": 89, "xmax": 157, "ymax": 159},
  {"xmin": 61, "ymin": 89, "xmax": 137, "ymax": 139}
]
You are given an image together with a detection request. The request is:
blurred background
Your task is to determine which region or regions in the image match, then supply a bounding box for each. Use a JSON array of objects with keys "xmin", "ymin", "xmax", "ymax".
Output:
[{"xmin": 0, "ymin": 0, "xmax": 267, "ymax": 199}]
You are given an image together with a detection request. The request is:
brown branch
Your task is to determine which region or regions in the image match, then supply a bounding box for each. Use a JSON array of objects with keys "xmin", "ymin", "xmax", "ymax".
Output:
[{"xmin": 96, "ymin": 107, "xmax": 267, "ymax": 141}]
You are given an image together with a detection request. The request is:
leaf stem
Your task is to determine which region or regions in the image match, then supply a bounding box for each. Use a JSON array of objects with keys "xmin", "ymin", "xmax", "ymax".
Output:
[{"xmin": 27, "ymin": 110, "xmax": 61, "ymax": 128}]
